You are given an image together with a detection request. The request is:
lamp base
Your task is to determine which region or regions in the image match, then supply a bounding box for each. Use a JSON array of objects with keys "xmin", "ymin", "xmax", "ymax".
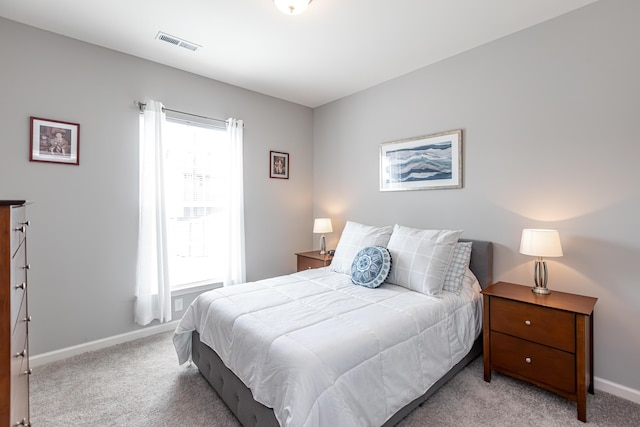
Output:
[
  {"xmin": 531, "ymin": 258, "xmax": 551, "ymax": 294},
  {"xmin": 531, "ymin": 286, "xmax": 551, "ymax": 295},
  {"xmin": 319, "ymin": 234, "xmax": 327, "ymax": 255}
]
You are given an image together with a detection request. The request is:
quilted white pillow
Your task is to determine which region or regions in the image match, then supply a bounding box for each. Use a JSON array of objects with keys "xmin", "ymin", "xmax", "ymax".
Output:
[
  {"xmin": 442, "ymin": 241, "xmax": 473, "ymax": 294},
  {"xmin": 330, "ymin": 221, "xmax": 394, "ymax": 275},
  {"xmin": 386, "ymin": 225, "xmax": 462, "ymax": 296}
]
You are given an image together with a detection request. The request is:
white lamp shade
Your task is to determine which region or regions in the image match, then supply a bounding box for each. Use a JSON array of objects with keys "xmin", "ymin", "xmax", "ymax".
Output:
[
  {"xmin": 313, "ymin": 218, "xmax": 333, "ymax": 234},
  {"xmin": 520, "ymin": 229, "xmax": 563, "ymax": 257},
  {"xmin": 274, "ymin": 0, "xmax": 312, "ymax": 15}
]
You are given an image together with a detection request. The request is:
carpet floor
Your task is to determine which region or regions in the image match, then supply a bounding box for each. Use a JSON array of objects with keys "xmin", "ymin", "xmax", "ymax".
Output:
[{"xmin": 31, "ymin": 331, "xmax": 640, "ymax": 426}]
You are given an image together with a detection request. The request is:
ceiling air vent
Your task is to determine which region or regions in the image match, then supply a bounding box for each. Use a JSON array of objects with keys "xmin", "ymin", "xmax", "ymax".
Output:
[{"xmin": 156, "ymin": 32, "xmax": 201, "ymax": 52}]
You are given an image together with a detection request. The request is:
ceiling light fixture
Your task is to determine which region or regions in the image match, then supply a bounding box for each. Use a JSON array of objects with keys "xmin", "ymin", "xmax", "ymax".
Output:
[{"xmin": 273, "ymin": 0, "xmax": 313, "ymax": 15}]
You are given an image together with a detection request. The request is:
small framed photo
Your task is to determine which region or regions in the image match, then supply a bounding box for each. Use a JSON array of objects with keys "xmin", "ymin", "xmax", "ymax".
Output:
[
  {"xmin": 380, "ymin": 129, "xmax": 462, "ymax": 191},
  {"xmin": 270, "ymin": 151, "xmax": 289, "ymax": 179},
  {"xmin": 30, "ymin": 117, "xmax": 80, "ymax": 165}
]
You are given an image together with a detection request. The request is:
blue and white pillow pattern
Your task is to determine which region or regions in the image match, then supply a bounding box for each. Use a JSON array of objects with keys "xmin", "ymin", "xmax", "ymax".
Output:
[
  {"xmin": 350, "ymin": 246, "xmax": 392, "ymax": 288},
  {"xmin": 442, "ymin": 241, "xmax": 473, "ymax": 294}
]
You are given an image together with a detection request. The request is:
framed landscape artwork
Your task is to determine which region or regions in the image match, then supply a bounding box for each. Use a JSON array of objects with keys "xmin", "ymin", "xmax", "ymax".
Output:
[
  {"xmin": 270, "ymin": 151, "xmax": 289, "ymax": 179},
  {"xmin": 379, "ymin": 129, "xmax": 462, "ymax": 191},
  {"xmin": 30, "ymin": 117, "xmax": 80, "ymax": 165}
]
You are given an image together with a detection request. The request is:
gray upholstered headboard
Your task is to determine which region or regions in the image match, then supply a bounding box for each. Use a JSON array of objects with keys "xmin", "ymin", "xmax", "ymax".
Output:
[{"xmin": 460, "ymin": 239, "xmax": 493, "ymax": 289}]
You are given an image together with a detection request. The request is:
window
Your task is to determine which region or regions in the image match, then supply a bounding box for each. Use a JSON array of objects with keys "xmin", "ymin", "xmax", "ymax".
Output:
[
  {"xmin": 163, "ymin": 118, "xmax": 229, "ymax": 290},
  {"xmin": 136, "ymin": 100, "xmax": 244, "ymax": 326}
]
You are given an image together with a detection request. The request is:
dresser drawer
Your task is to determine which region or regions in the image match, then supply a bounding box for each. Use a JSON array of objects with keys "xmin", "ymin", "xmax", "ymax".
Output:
[
  {"xmin": 491, "ymin": 331, "xmax": 575, "ymax": 393},
  {"xmin": 11, "ymin": 303, "xmax": 29, "ymax": 357},
  {"xmin": 10, "ymin": 336, "xmax": 30, "ymax": 427},
  {"xmin": 10, "ymin": 205, "xmax": 27, "ymax": 254},
  {"xmin": 490, "ymin": 298, "xmax": 575, "ymax": 352},
  {"xmin": 11, "ymin": 242, "xmax": 28, "ymax": 330},
  {"xmin": 12, "ymin": 292, "xmax": 28, "ymax": 346}
]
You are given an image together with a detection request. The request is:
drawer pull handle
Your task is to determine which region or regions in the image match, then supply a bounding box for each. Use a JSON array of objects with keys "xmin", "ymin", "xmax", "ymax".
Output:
[
  {"xmin": 15, "ymin": 349, "xmax": 27, "ymax": 358},
  {"xmin": 22, "ymin": 264, "xmax": 31, "ymax": 270},
  {"xmin": 16, "ymin": 418, "xmax": 31, "ymax": 426},
  {"xmin": 15, "ymin": 282, "xmax": 27, "ymax": 290},
  {"xmin": 24, "ymin": 369, "xmax": 33, "ymax": 375},
  {"xmin": 525, "ymin": 320, "xmax": 531, "ymax": 326},
  {"xmin": 15, "ymin": 225, "xmax": 26, "ymax": 233},
  {"xmin": 525, "ymin": 357, "xmax": 532, "ymax": 364},
  {"xmin": 24, "ymin": 316, "xmax": 32, "ymax": 322}
]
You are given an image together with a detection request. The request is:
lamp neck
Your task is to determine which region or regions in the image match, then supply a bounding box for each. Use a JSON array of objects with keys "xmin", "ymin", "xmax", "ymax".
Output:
[
  {"xmin": 533, "ymin": 258, "xmax": 548, "ymax": 288},
  {"xmin": 319, "ymin": 234, "xmax": 327, "ymax": 254}
]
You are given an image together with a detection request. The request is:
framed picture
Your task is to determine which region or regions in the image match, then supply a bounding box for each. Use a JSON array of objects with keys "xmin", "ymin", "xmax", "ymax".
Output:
[
  {"xmin": 270, "ymin": 151, "xmax": 289, "ymax": 179},
  {"xmin": 380, "ymin": 129, "xmax": 462, "ymax": 191},
  {"xmin": 30, "ymin": 116, "xmax": 80, "ymax": 165}
]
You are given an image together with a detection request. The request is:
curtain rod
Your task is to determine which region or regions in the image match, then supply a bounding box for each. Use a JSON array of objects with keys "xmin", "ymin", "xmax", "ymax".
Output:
[{"xmin": 135, "ymin": 100, "xmax": 228, "ymax": 126}]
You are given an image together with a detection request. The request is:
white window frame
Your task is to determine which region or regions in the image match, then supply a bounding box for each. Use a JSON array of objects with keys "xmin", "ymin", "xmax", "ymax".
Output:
[{"xmin": 163, "ymin": 112, "xmax": 228, "ymax": 293}]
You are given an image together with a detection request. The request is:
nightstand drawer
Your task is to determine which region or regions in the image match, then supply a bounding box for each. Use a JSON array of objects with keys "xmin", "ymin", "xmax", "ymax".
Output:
[
  {"xmin": 491, "ymin": 331, "xmax": 576, "ymax": 393},
  {"xmin": 295, "ymin": 251, "xmax": 332, "ymax": 272},
  {"xmin": 490, "ymin": 298, "xmax": 575, "ymax": 352},
  {"xmin": 297, "ymin": 256, "xmax": 326, "ymax": 271}
]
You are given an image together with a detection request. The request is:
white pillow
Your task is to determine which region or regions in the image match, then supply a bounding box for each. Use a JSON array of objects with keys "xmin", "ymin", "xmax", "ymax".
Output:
[
  {"xmin": 386, "ymin": 225, "xmax": 462, "ymax": 296},
  {"xmin": 461, "ymin": 266, "xmax": 482, "ymax": 294},
  {"xmin": 442, "ymin": 241, "xmax": 473, "ymax": 294},
  {"xmin": 330, "ymin": 221, "xmax": 394, "ymax": 275}
]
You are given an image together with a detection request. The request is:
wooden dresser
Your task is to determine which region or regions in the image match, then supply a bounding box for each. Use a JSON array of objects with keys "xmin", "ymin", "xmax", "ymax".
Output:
[
  {"xmin": 482, "ymin": 281, "xmax": 597, "ymax": 422},
  {"xmin": 1, "ymin": 200, "xmax": 31, "ymax": 427},
  {"xmin": 295, "ymin": 251, "xmax": 333, "ymax": 272}
]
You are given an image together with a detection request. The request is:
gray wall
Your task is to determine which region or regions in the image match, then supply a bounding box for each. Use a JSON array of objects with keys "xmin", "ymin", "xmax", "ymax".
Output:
[
  {"xmin": 313, "ymin": 0, "xmax": 640, "ymax": 392},
  {"xmin": 2, "ymin": 0, "xmax": 639, "ymax": 396},
  {"xmin": 0, "ymin": 18, "xmax": 314, "ymax": 354}
]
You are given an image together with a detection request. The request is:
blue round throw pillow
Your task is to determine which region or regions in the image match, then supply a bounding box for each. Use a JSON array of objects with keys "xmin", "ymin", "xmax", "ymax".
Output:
[{"xmin": 350, "ymin": 246, "xmax": 392, "ymax": 288}]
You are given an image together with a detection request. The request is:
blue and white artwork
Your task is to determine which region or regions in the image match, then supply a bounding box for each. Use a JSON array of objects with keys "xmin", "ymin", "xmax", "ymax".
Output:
[
  {"xmin": 385, "ymin": 141, "xmax": 452, "ymax": 183},
  {"xmin": 380, "ymin": 130, "xmax": 462, "ymax": 191}
]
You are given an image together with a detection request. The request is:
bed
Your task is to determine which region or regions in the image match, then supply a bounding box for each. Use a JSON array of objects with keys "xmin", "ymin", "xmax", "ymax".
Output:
[{"xmin": 173, "ymin": 223, "xmax": 493, "ymax": 427}]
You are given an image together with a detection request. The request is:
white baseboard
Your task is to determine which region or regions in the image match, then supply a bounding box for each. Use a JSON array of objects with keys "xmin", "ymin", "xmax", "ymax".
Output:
[
  {"xmin": 30, "ymin": 321, "xmax": 179, "ymax": 368},
  {"xmin": 595, "ymin": 376, "xmax": 640, "ymax": 405},
  {"xmin": 28, "ymin": 325, "xmax": 640, "ymax": 407}
]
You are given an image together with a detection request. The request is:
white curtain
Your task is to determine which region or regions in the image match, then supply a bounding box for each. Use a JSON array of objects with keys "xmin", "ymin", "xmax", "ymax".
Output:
[
  {"xmin": 223, "ymin": 118, "xmax": 246, "ymax": 285},
  {"xmin": 135, "ymin": 100, "xmax": 172, "ymax": 325}
]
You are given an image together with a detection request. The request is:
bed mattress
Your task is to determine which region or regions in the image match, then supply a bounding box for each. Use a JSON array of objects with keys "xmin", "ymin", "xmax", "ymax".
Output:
[{"xmin": 173, "ymin": 267, "xmax": 482, "ymax": 427}]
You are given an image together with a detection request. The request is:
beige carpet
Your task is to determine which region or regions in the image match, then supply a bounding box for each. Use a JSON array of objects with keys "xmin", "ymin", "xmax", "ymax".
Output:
[{"xmin": 31, "ymin": 331, "xmax": 640, "ymax": 426}]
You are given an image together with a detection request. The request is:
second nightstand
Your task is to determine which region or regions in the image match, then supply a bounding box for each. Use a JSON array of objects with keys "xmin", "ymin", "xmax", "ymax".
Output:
[
  {"xmin": 482, "ymin": 281, "xmax": 597, "ymax": 422},
  {"xmin": 295, "ymin": 251, "xmax": 332, "ymax": 272}
]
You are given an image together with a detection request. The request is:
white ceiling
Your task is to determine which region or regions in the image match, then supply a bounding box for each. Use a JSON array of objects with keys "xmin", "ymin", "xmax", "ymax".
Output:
[{"xmin": 0, "ymin": 0, "xmax": 598, "ymax": 108}]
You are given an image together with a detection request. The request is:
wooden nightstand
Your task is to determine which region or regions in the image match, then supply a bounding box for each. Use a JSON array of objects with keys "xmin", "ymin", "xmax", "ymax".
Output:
[
  {"xmin": 482, "ymin": 281, "xmax": 597, "ymax": 422},
  {"xmin": 295, "ymin": 251, "xmax": 332, "ymax": 272}
]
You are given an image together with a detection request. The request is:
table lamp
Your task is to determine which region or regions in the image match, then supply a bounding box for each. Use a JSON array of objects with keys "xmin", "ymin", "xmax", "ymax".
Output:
[
  {"xmin": 313, "ymin": 218, "xmax": 333, "ymax": 255},
  {"xmin": 519, "ymin": 229, "xmax": 563, "ymax": 294}
]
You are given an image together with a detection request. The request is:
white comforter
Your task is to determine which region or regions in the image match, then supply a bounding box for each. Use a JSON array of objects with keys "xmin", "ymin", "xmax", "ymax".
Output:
[{"xmin": 173, "ymin": 268, "xmax": 482, "ymax": 427}]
